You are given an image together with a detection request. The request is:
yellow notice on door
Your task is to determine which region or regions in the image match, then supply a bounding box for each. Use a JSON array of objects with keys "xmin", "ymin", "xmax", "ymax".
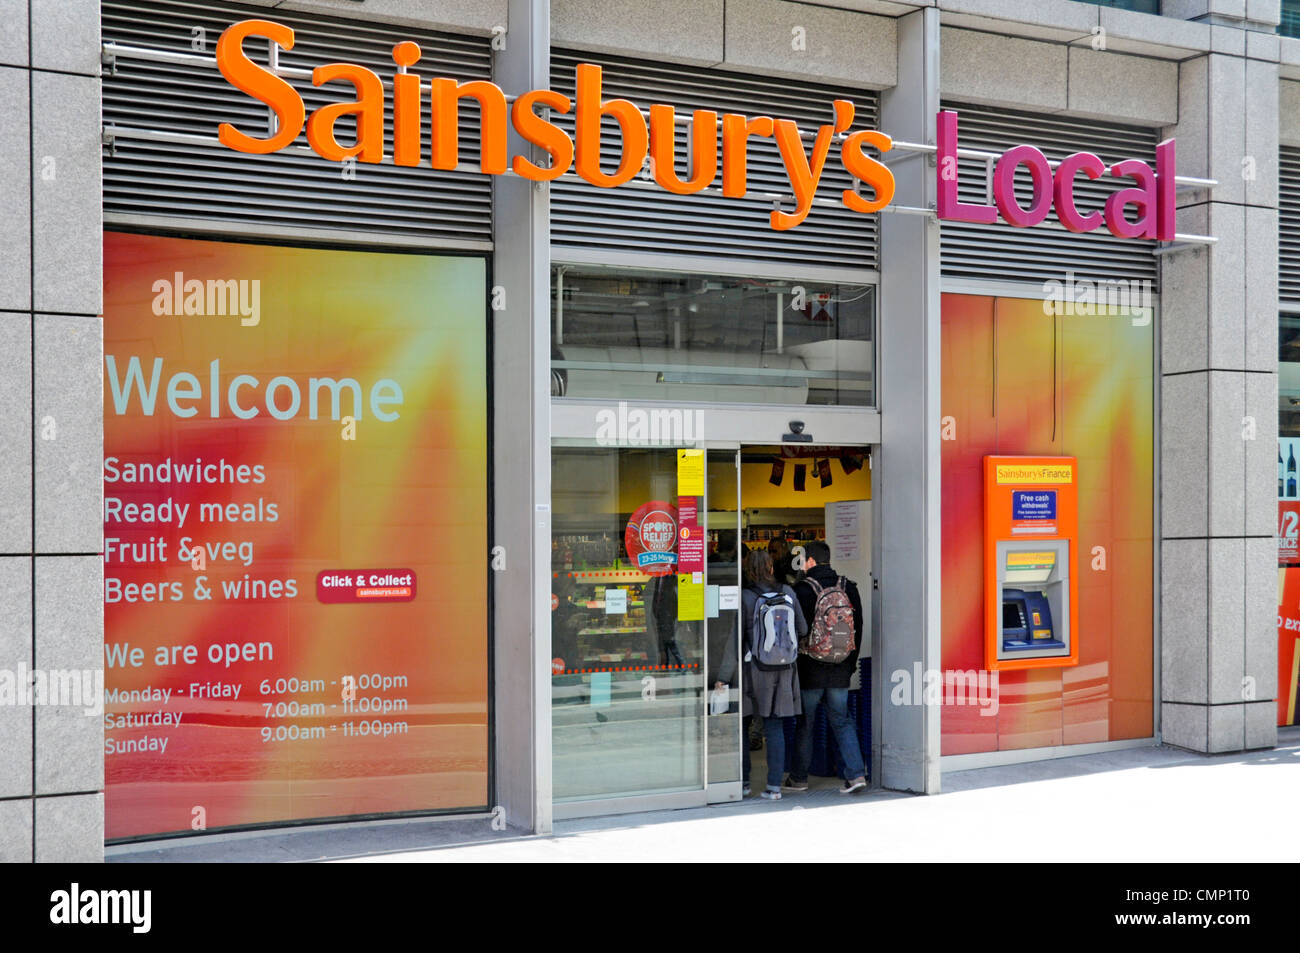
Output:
[
  {"xmin": 677, "ymin": 448, "xmax": 705, "ymax": 496},
  {"xmin": 677, "ymin": 573, "xmax": 705, "ymax": 620}
]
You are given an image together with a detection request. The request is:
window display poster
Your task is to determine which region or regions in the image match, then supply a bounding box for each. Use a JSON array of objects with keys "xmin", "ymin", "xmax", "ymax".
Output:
[
  {"xmin": 939, "ymin": 294, "xmax": 1154, "ymax": 751},
  {"xmin": 103, "ymin": 233, "xmax": 489, "ymax": 839},
  {"xmin": 677, "ymin": 449, "xmax": 705, "ymax": 496},
  {"xmin": 677, "ymin": 574, "xmax": 705, "ymax": 621},
  {"xmin": 829, "ymin": 500, "xmax": 860, "ymax": 561},
  {"xmin": 625, "ymin": 500, "xmax": 678, "ymax": 576},
  {"xmin": 1280, "ymin": 437, "xmax": 1300, "ymax": 501},
  {"xmin": 1278, "ymin": 568, "xmax": 1300, "ymax": 726},
  {"xmin": 1279, "ymin": 439, "xmax": 1300, "ymax": 724},
  {"xmin": 604, "ymin": 588, "xmax": 628, "ymax": 614},
  {"xmin": 677, "ymin": 497, "xmax": 705, "ymax": 574},
  {"xmin": 1280, "ymin": 501, "xmax": 1300, "ymax": 566}
]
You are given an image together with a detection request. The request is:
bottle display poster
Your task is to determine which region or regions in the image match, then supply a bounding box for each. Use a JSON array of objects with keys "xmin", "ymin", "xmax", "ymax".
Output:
[
  {"xmin": 1279, "ymin": 438, "xmax": 1300, "ymax": 566},
  {"xmin": 1279, "ymin": 438, "xmax": 1300, "ymax": 724},
  {"xmin": 103, "ymin": 233, "xmax": 489, "ymax": 839},
  {"xmin": 1281, "ymin": 438, "xmax": 1300, "ymax": 502}
]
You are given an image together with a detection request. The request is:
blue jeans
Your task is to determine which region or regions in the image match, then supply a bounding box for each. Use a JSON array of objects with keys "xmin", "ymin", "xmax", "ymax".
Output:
[
  {"xmin": 791, "ymin": 687, "xmax": 865, "ymax": 782},
  {"xmin": 742, "ymin": 715, "xmax": 789, "ymax": 791}
]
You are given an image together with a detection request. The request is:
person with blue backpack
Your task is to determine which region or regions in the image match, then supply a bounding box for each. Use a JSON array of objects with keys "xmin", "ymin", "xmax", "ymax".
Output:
[{"xmin": 741, "ymin": 549, "xmax": 808, "ymax": 800}]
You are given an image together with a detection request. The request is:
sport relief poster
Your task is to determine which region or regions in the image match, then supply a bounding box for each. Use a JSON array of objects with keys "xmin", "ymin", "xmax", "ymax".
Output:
[{"xmin": 103, "ymin": 233, "xmax": 489, "ymax": 839}]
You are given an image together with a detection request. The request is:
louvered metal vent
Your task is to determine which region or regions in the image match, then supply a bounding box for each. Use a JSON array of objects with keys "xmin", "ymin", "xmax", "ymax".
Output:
[
  {"xmin": 102, "ymin": 0, "xmax": 493, "ymax": 247},
  {"xmin": 1282, "ymin": 146, "xmax": 1300, "ymax": 306},
  {"xmin": 549, "ymin": 50, "xmax": 880, "ymax": 272},
  {"xmin": 939, "ymin": 101, "xmax": 1159, "ymax": 287}
]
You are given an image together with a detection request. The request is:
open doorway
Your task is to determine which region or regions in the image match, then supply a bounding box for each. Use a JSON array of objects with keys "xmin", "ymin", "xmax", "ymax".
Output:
[
  {"xmin": 708, "ymin": 445, "xmax": 874, "ymax": 800},
  {"xmin": 548, "ymin": 441, "xmax": 873, "ymax": 818}
]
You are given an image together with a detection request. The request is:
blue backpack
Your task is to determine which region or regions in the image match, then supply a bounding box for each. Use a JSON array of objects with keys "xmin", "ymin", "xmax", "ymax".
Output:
[{"xmin": 751, "ymin": 590, "xmax": 799, "ymax": 670}]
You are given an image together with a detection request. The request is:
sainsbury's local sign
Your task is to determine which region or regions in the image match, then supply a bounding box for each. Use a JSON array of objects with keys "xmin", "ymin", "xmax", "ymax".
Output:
[{"xmin": 215, "ymin": 19, "xmax": 1178, "ymax": 239}]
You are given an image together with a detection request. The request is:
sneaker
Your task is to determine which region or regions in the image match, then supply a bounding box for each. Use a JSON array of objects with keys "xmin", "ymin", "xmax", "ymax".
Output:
[
  {"xmin": 781, "ymin": 776, "xmax": 809, "ymax": 792},
  {"xmin": 760, "ymin": 789, "xmax": 782, "ymax": 800},
  {"xmin": 840, "ymin": 776, "xmax": 867, "ymax": 795},
  {"xmin": 742, "ymin": 784, "xmax": 752, "ymax": 798}
]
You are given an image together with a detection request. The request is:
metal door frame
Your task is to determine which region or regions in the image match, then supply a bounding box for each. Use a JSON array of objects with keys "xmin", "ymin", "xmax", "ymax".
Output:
[
  {"xmin": 548, "ymin": 438, "xmax": 740, "ymax": 821},
  {"xmin": 548, "ymin": 414, "xmax": 879, "ymax": 819},
  {"xmin": 704, "ymin": 443, "xmax": 743, "ymax": 804}
]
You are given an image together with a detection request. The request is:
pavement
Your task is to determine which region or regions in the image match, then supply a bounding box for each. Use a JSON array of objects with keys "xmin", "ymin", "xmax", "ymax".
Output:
[{"xmin": 110, "ymin": 727, "xmax": 1300, "ymax": 862}]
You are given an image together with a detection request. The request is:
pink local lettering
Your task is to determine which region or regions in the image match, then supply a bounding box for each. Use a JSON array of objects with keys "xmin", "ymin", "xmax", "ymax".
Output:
[{"xmin": 936, "ymin": 110, "xmax": 1176, "ymax": 241}]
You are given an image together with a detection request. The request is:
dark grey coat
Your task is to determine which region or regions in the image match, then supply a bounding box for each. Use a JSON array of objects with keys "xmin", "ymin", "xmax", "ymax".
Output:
[{"xmin": 740, "ymin": 584, "xmax": 808, "ymax": 718}]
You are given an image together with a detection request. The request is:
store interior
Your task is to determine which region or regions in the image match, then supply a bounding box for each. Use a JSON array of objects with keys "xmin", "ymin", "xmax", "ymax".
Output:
[{"xmin": 550, "ymin": 444, "xmax": 873, "ymax": 801}]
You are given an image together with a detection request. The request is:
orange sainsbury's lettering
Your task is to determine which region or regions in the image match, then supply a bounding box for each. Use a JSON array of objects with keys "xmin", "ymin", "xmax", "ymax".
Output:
[
  {"xmin": 574, "ymin": 64, "xmax": 647, "ymax": 188},
  {"xmin": 306, "ymin": 62, "xmax": 386, "ymax": 162},
  {"xmin": 430, "ymin": 78, "xmax": 508, "ymax": 174},
  {"xmin": 770, "ymin": 100, "xmax": 855, "ymax": 230},
  {"xmin": 511, "ymin": 89, "xmax": 573, "ymax": 180},
  {"xmin": 215, "ymin": 20, "xmax": 304, "ymax": 154},
  {"xmin": 721, "ymin": 114, "xmax": 775, "ymax": 198},
  {"xmin": 649, "ymin": 105, "xmax": 718, "ymax": 195},
  {"xmin": 212, "ymin": 19, "xmax": 896, "ymax": 229},
  {"xmin": 841, "ymin": 130, "xmax": 894, "ymax": 214},
  {"xmin": 392, "ymin": 42, "xmax": 423, "ymax": 167}
]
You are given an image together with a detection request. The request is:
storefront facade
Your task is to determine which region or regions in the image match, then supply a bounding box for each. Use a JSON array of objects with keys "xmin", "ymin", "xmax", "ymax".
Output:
[{"xmin": 0, "ymin": 0, "xmax": 1295, "ymax": 859}]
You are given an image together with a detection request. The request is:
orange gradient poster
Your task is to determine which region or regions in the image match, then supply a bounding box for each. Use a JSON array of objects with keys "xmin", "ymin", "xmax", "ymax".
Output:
[
  {"xmin": 103, "ymin": 232, "xmax": 489, "ymax": 840},
  {"xmin": 940, "ymin": 293, "xmax": 1154, "ymax": 753},
  {"xmin": 1278, "ymin": 565, "xmax": 1300, "ymax": 725}
]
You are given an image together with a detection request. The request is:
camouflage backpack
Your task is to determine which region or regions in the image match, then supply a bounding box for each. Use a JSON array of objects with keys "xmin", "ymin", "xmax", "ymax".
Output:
[{"xmin": 803, "ymin": 577, "xmax": 856, "ymax": 663}]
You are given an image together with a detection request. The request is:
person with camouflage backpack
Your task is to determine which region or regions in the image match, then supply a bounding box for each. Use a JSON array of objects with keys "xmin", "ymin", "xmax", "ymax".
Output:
[{"xmin": 785, "ymin": 540, "xmax": 867, "ymax": 795}]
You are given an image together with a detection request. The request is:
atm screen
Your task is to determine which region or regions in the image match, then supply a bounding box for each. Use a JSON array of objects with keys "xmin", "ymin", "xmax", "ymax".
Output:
[{"xmin": 1001, "ymin": 588, "xmax": 1064, "ymax": 651}]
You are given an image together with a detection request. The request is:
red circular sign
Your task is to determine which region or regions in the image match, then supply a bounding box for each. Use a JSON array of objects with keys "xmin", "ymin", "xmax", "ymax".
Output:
[
  {"xmin": 551, "ymin": 593, "xmax": 559, "ymax": 611},
  {"xmin": 625, "ymin": 500, "xmax": 678, "ymax": 576},
  {"xmin": 551, "ymin": 658, "xmax": 565, "ymax": 675}
]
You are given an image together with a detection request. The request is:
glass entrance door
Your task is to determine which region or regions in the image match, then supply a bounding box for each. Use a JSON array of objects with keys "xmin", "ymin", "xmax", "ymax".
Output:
[
  {"xmin": 551, "ymin": 446, "xmax": 706, "ymax": 810},
  {"xmin": 549, "ymin": 442, "xmax": 744, "ymax": 814},
  {"xmin": 548, "ymin": 440, "xmax": 872, "ymax": 815}
]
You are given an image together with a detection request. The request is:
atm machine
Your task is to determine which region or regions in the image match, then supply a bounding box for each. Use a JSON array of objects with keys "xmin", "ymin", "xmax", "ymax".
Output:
[{"xmin": 983, "ymin": 456, "xmax": 1079, "ymax": 671}]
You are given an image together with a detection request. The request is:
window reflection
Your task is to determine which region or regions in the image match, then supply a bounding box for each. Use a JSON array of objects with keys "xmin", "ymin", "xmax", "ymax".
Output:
[{"xmin": 552, "ymin": 268, "xmax": 875, "ymax": 407}]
